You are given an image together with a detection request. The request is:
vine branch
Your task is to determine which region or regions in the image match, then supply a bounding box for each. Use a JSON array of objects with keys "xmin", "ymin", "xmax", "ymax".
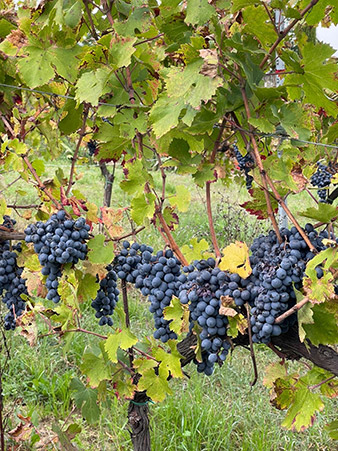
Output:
[
  {"xmin": 239, "ymin": 87, "xmax": 282, "ymax": 242},
  {"xmin": 275, "ymin": 297, "xmax": 310, "ymax": 324},
  {"xmin": 206, "ymin": 118, "xmax": 226, "ymax": 259},
  {"xmin": 246, "ymin": 303, "xmax": 258, "ymax": 386},
  {"xmin": 260, "ymin": 0, "xmax": 320, "ymax": 69},
  {"xmin": 21, "ymin": 155, "xmax": 65, "ymax": 211},
  {"xmin": 66, "ymin": 105, "xmax": 89, "ymax": 196}
]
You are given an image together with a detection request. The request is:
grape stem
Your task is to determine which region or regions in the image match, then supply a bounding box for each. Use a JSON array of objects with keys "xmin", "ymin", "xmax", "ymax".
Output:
[
  {"xmin": 104, "ymin": 226, "xmax": 146, "ymax": 242},
  {"xmin": 259, "ymin": 0, "xmax": 320, "ymax": 69},
  {"xmin": 0, "ymin": 176, "xmax": 21, "ymax": 194},
  {"xmin": 309, "ymin": 375, "xmax": 336, "ymax": 391},
  {"xmin": 274, "ymin": 297, "xmax": 310, "ymax": 324},
  {"xmin": 133, "ymin": 347, "xmax": 158, "ymax": 362},
  {"xmin": 121, "ymin": 279, "xmax": 134, "ymax": 367},
  {"xmin": 21, "ymin": 155, "xmax": 68, "ymax": 213},
  {"xmin": 206, "ymin": 118, "xmax": 226, "ymax": 259},
  {"xmin": 264, "ymin": 173, "xmax": 317, "ymax": 252},
  {"xmin": 238, "ymin": 87, "xmax": 282, "ymax": 242},
  {"xmin": 245, "ymin": 303, "xmax": 258, "ymax": 386},
  {"xmin": 39, "ymin": 327, "xmax": 135, "ymax": 374},
  {"xmin": 262, "ymin": 2, "xmax": 280, "ymax": 36}
]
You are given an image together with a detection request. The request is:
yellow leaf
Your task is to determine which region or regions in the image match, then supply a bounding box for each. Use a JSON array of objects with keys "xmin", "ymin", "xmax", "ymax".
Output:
[{"xmin": 219, "ymin": 241, "xmax": 252, "ymax": 278}]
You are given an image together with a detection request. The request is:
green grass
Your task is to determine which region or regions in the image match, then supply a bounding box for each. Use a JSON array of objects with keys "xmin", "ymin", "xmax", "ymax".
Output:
[{"xmin": 1, "ymin": 162, "xmax": 336, "ymax": 450}]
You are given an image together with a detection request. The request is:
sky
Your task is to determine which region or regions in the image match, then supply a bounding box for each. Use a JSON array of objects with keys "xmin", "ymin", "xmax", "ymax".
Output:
[{"xmin": 316, "ymin": 24, "xmax": 338, "ymax": 56}]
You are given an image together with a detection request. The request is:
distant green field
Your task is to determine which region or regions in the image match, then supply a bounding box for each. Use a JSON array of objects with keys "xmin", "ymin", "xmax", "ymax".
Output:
[{"xmin": 1, "ymin": 162, "xmax": 335, "ymax": 451}]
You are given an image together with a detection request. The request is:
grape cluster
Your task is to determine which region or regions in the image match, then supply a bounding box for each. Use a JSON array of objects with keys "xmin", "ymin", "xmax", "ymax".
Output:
[
  {"xmin": 87, "ymin": 140, "xmax": 97, "ymax": 157},
  {"xmin": 91, "ymin": 265, "xmax": 119, "ymax": 326},
  {"xmin": 178, "ymin": 258, "xmax": 231, "ymax": 375},
  {"xmin": 114, "ymin": 241, "xmax": 152, "ymax": 283},
  {"xmin": 247, "ymin": 224, "xmax": 326, "ymax": 343},
  {"xmin": 0, "ymin": 216, "xmax": 28, "ymax": 330},
  {"xmin": 113, "ymin": 242, "xmax": 182, "ymax": 342},
  {"xmin": 310, "ymin": 162, "xmax": 332, "ymax": 202},
  {"xmin": 24, "ymin": 210, "xmax": 89, "ymax": 303},
  {"xmin": 233, "ymin": 144, "xmax": 254, "ymax": 190}
]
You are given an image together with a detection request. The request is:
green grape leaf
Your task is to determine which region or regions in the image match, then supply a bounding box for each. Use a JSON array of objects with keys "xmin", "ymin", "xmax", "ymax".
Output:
[
  {"xmin": 120, "ymin": 159, "xmax": 153, "ymax": 195},
  {"xmin": 163, "ymin": 297, "xmax": 190, "ymax": 336},
  {"xmin": 51, "ymin": 46, "xmax": 80, "ymax": 83},
  {"xmin": 231, "ymin": 0, "xmax": 257, "ymax": 12},
  {"xmin": 305, "ymin": 247, "xmax": 337, "ymax": 282},
  {"xmin": 166, "ymin": 59, "xmax": 221, "ymax": 108},
  {"xmin": 133, "ymin": 358, "xmax": 158, "ymax": 373},
  {"xmin": 109, "ymin": 36, "xmax": 137, "ymax": 69},
  {"xmin": 75, "ymin": 68, "xmax": 112, "ymax": 106},
  {"xmin": 59, "ymin": 101, "xmax": 84, "ymax": 134},
  {"xmin": 0, "ymin": 18, "xmax": 16, "ymax": 39},
  {"xmin": 185, "ymin": 0, "xmax": 215, "ymax": 26},
  {"xmin": 294, "ymin": 288, "xmax": 314, "ymax": 342},
  {"xmin": 286, "ymin": 42, "xmax": 338, "ymax": 115},
  {"xmin": 181, "ymin": 238, "xmax": 211, "ymax": 263},
  {"xmin": 248, "ymin": 117, "xmax": 275, "ymax": 134},
  {"xmin": 131, "ymin": 192, "xmax": 156, "ymax": 225},
  {"xmin": 119, "ymin": 328, "xmax": 138, "ymax": 350},
  {"xmin": 80, "ymin": 352, "xmax": 111, "ymax": 388},
  {"xmin": 263, "ymin": 361, "xmax": 288, "ymax": 389},
  {"xmin": 302, "ymin": 302, "xmax": 338, "ymax": 346},
  {"xmin": 169, "ymin": 185, "xmax": 191, "ymax": 212},
  {"xmin": 70, "ymin": 378, "xmax": 100, "ymax": 424},
  {"xmin": 281, "ymin": 387, "xmax": 324, "ymax": 432},
  {"xmin": 105, "ymin": 329, "xmax": 138, "ymax": 363},
  {"xmin": 299, "ymin": 203, "xmax": 337, "ymax": 223},
  {"xmin": 325, "ymin": 420, "xmax": 338, "ymax": 440},
  {"xmin": 137, "ymin": 367, "xmax": 172, "ymax": 402},
  {"xmin": 17, "ymin": 47, "xmax": 54, "ymax": 88},
  {"xmin": 76, "ymin": 272, "xmax": 99, "ymax": 303},
  {"xmin": 303, "ymin": 272, "xmax": 335, "ymax": 304},
  {"xmin": 242, "ymin": 6, "xmax": 276, "ymax": 48},
  {"xmin": 87, "ymin": 234, "xmax": 115, "ymax": 264},
  {"xmin": 105, "ymin": 333, "xmax": 119, "ymax": 363},
  {"xmin": 153, "ymin": 341, "xmax": 184, "ymax": 378},
  {"xmin": 150, "ymin": 95, "xmax": 185, "ymax": 138},
  {"xmin": 64, "ymin": 0, "xmax": 82, "ymax": 28},
  {"xmin": 31, "ymin": 159, "xmax": 45, "ymax": 177}
]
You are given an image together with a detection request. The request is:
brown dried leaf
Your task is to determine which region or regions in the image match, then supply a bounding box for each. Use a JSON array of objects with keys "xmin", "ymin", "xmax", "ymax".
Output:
[
  {"xmin": 219, "ymin": 306, "xmax": 237, "ymax": 317},
  {"xmin": 220, "ymin": 295, "xmax": 236, "ymax": 308},
  {"xmin": 291, "ymin": 166, "xmax": 308, "ymax": 192},
  {"xmin": 8, "ymin": 415, "xmax": 34, "ymax": 443},
  {"xmin": 199, "ymin": 49, "xmax": 218, "ymax": 78},
  {"xmin": 101, "ymin": 207, "xmax": 125, "ymax": 238},
  {"xmin": 16, "ymin": 310, "xmax": 38, "ymax": 347},
  {"xmin": 7, "ymin": 29, "xmax": 27, "ymax": 48},
  {"xmin": 83, "ymin": 261, "xmax": 106, "ymax": 279}
]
